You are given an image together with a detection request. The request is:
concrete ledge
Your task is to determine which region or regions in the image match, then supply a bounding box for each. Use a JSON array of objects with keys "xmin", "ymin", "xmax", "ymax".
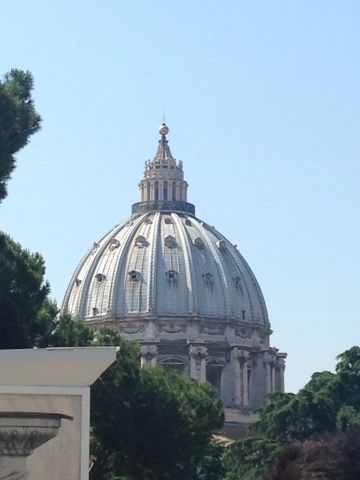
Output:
[{"xmin": 0, "ymin": 347, "xmax": 117, "ymax": 387}]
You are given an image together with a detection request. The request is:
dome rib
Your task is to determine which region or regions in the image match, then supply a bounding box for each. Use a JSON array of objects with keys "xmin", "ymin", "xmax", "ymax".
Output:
[
  {"xmin": 148, "ymin": 212, "xmax": 161, "ymax": 314},
  {"xmin": 195, "ymin": 222, "xmax": 234, "ymax": 318},
  {"xmin": 172, "ymin": 213, "xmax": 197, "ymax": 316},
  {"xmin": 112, "ymin": 214, "xmax": 149, "ymax": 316},
  {"xmin": 226, "ymin": 243, "xmax": 269, "ymax": 326}
]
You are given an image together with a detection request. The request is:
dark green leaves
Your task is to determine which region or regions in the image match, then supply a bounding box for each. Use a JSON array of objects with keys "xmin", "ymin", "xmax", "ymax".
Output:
[
  {"xmin": 224, "ymin": 347, "xmax": 360, "ymax": 480},
  {"xmin": 0, "ymin": 232, "xmax": 54, "ymax": 348},
  {"xmin": 90, "ymin": 341, "xmax": 224, "ymax": 480},
  {"xmin": 0, "ymin": 69, "xmax": 41, "ymax": 201}
]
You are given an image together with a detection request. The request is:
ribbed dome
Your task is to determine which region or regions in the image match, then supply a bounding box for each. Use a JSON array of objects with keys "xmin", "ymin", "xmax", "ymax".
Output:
[
  {"xmin": 62, "ymin": 123, "xmax": 285, "ymax": 415},
  {"xmin": 62, "ymin": 210, "xmax": 269, "ymax": 325}
]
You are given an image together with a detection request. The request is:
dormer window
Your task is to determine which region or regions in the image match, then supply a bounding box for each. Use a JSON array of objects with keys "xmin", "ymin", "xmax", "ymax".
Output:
[
  {"xmin": 217, "ymin": 239, "xmax": 227, "ymax": 251},
  {"xmin": 108, "ymin": 238, "xmax": 120, "ymax": 251},
  {"xmin": 135, "ymin": 236, "xmax": 148, "ymax": 248},
  {"xmin": 233, "ymin": 276, "xmax": 241, "ymax": 287},
  {"xmin": 164, "ymin": 235, "xmax": 176, "ymax": 248},
  {"xmin": 165, "ymin": 269, "xmax": 178, "ymax": 280},
  {"xmin": 95, "ymin": 273, "xmax": 106, "ymax": 283},
  {"xmin": 128, "ymin": 270, "xmax": 141, "ymax": 282},
  {"xmin": 164, "ymin": 217, "xmax": 172, "ymax": 224},
  {"xmin": 75, "ymin": 278, "xmax": 82, "ymax": 287},
  {"xmin": 92, "ymin": 307, "xmax": 99, "ymax": 316},
  {"xmin": 91, "ymin": 242, "xmax": 100, "ymax": 254},
  {"xmin": 194, "ymin": 237, "xmax": 205, "ymax": 250},
  {"xmin": 202, "ymin": 272, "xmax": 214, "ymax": 284}
]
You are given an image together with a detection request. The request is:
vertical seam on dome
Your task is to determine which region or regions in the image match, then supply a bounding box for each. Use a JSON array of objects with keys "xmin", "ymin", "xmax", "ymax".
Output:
[
  {"xmin": 111, "ymin": 214, "xmax": 149, "ymax": 316},
  {"xmin": 201, "ymin": 227, "xmax": 233, "ymax": 317},
  {"xmin": 147, "ymin": 212, "xmax": 160, "ymax": 313},
  {"xmin": 227, "ymin": 246, "xmax": 269, "ymax": 325},
  {"xmin": 61, "ymin": 249, "xmax": 91, "ymax": 316},
  {"xmin": 172, "ymin": 213, "xmax": 196, "ymax": 315}
]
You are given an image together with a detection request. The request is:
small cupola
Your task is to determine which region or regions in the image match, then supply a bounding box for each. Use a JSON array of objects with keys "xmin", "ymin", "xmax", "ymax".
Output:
[{"xmin": 132, "ymin": 123, "xmax": 195, "ymax": 216}]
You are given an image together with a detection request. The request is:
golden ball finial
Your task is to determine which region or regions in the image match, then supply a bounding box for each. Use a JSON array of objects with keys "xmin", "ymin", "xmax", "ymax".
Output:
[{"xmin": 159, "ymin": 123, "xmax": 169, "ymax": 136}]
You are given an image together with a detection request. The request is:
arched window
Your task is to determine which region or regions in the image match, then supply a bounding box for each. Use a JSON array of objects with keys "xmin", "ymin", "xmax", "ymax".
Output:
[
  {"xmin": 163, "ymin": 181, "xmax": 168, "ymax": 200},
  {"xmin": 160, "ymin": 357, "xmax": 185, "ymax": 373},
  {"xmin": 206, "ymin": 360, "xmax": 223, "ymax": 398}
]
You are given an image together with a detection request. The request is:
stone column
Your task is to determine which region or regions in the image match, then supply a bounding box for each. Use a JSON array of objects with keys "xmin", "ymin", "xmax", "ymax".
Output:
[
  {"xmin": 241, "ymin": 351, "xmax": 250, "ymax": 406},
  {"xmin": 263, "ymin": 353, "xmax": 272, "ymax": 393},
  {"xmin": 231, "ymin": 347, "xmax": 249, "ymax": 405},
  {"xmin": 231, "ymin": 347, "xmax": 250, "ymax": 406},
  {"xmin": 271, "ymin": 363, "xmax": 276, "ymax": 392},
  {"xmin": 276, "ymin": 353, "xmax": 286, "ymax": 392},
  {"xmin": 231, "ymin": 347, "xmax": 241, "ymax": 406},
  {"xmin": 140, "ymin": 344, "xmax": 158, "ymax": 368},
  {"xmin": 189, "ymin": 345, "xmax": 208, "ymax": 382}
]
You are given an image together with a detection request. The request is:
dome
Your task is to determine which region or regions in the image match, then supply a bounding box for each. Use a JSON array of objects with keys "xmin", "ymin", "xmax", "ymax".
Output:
[
  {"xmin": 63, "ymin": 212, "xmax": 269, "ymax": 325},
  {"xmin": 62, "ymin": 124, "xmax": 285, "ymax": 414}
]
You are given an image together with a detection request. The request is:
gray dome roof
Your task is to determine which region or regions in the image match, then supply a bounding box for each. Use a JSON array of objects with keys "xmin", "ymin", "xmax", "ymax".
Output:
[
  {"xmin": 62, "ymin": 124, "xmax": 269, "ymax": 327},
  {"xmin": 62, "ymin": 211, "xmax": 269, "ymax": 325}
]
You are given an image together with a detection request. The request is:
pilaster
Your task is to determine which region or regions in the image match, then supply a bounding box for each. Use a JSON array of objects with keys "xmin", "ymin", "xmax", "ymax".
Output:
[
  {"xmin": 189, "ymin": 345, "xmax": 208, "ymax": 382},
  {"xmin": 140, "ymin": 344, "xmax": 158, "ymax": 368}
]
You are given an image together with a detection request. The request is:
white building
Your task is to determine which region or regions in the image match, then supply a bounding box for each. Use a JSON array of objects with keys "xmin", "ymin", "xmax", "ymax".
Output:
[{"xmin": 62, "ymin": 123, "xmax": 286, "ymax": 426}]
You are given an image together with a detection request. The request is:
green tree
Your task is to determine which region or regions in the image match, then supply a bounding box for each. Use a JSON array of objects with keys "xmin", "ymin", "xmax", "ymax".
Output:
[
  {"xmin": 0, "ymin": 69, "xmax": 41, "ymax": 201},
  {"xmin": 0, "ymin": 70, "xmax": 53, "ymax": 349},
  {"xmin": 197, "ymin": 437, "xmax": 228, "ymax": 480},
  {"xmin": 0, "ymin": 232, "xmax": 57, "ymax": 348},
  {"xmin": 89, "ymin": 327, "xmax": 224, "ymax": 480},
  {"xmin": 50, "ymin": 313, "xmax": 95, "ymax": 347},
  {"xmin": 223, "ymin": 346, "xmax": 360, "ymax": 480}
]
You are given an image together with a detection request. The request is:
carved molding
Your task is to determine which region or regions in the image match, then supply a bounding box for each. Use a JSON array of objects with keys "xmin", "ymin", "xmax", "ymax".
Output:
[
  {"xmin": 120, "ymin": 324, "xmax": 145, "ymax": 334},
  {"xmin": 189, "ymin": 346, "xmax": 208, "ymax": 359},
  {"xmin": 200, "ymin": 324, "xmax": 225, "ymax": 335},
  {"xmin": 140, "ymin": 344, "xmax": 158, "ymax": 356},
  {"xmin": 157, "ymin": 322, "xmax": 187, "ymax": 334},
  {"xmin": 235, "ymin": 326, "xmax": 252, "ymax": 338},
  {"xmin": 232, "ymin": 347, "xmax": 250, "ymax": 361}
]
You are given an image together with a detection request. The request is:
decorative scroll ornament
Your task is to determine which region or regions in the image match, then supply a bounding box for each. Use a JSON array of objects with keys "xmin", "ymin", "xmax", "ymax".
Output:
[
  {"xmin": 200, "ymin": 324, "xmax": 225, "ymax": 335},
  {"xmin": 235, "ymin": 326, "xmax": 252, "ymax": 338},
  {"xmin": 120, "ymin": 324, "xmax": 145, "ymax": 334},
  {"xmin": 157, "ymin": 322, "xmax": 187, "ymax": 334},
  {"xmin": 0, "ymin": 412, "xmax": 72, "ymax": 480}
]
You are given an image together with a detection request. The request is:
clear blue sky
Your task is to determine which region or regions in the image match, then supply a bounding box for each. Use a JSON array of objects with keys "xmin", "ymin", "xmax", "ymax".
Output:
[{"xmin": 1, "ymin": 1, "xmax": 359, "ymax": 393}]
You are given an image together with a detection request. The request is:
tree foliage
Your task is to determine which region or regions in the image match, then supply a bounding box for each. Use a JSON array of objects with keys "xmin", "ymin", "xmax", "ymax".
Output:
[
  {"xmin": 223, "ymin": 437, "xmax": 282, "ymax": 480},
  {"xmin": 262, "ymin": 430, "xmax": 360, "ymax": 480},
  {"xmin": 0, "ymin": 69, "xmax": 41, "ymax": 201},
  {"xmin": 197, "ymin": 438, "xmax": 228, "ymax": 480},
  {"xmin": 50, "ymin": 313, "xmax": 95, "ymax": 347},
  {"xmin": 0, "ymin": 232, "xmax": 57, "ymax": 348},
  {"xmin": 223, "ymin": 346, "xmax": 360, "ymax": 480},
  {"xmin": 89, "ymin": 328, "xmax": 224, "ymax": 480}
]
